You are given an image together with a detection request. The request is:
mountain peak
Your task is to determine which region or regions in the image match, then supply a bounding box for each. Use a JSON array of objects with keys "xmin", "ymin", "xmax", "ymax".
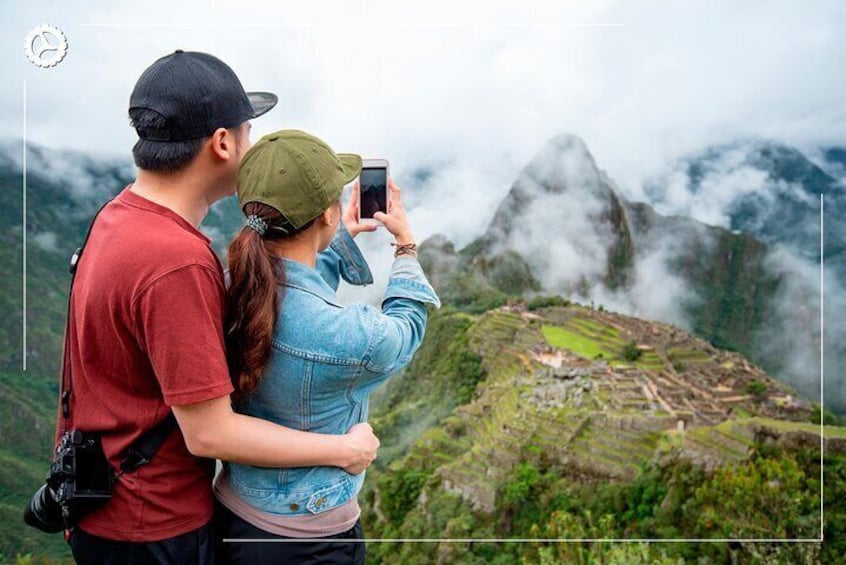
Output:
[
  {"xmin": 544, "ymin": 132, "xmax": 592, "ymax": 157},
  {"xmin": 482, "ymin": 133, "xmax": 634, "ymax": 293},
  {"xmin": 519, "ymin": 133, "xmax": 602, "ymax": 197}
]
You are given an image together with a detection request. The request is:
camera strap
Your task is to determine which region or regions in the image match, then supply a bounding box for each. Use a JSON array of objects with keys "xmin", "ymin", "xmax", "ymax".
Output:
[
  {"xmin": 61, "ymin": 195, "xmax": 179, "ymax": 476},
  {"xmin": 119, "ymin": 412, "xmax": 178, "ymax": 474},
  {"xmin": 61, "ymin": 198, "xmax": 114, "ymax": 422}
]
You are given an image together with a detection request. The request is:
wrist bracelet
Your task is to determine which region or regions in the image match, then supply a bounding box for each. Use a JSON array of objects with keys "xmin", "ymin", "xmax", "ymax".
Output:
[{"xmin": 391, "ymin": 241, "xmax": 417, "ymax": 258}]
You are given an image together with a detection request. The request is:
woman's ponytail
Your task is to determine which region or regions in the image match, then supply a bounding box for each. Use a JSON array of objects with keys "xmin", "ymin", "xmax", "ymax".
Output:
[
  {"xmin": 225, "ymin": 202, "xmax": 317, "ymax": 398},
  {"xmin": 225, "ymin": 221, "xmax": 284, "ymax": 398}
]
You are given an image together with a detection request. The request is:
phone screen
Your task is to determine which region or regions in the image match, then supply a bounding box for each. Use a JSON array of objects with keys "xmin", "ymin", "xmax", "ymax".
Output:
[{"xmin": 359, "ymin": 167, "xmax": 387, "ymax": 219}]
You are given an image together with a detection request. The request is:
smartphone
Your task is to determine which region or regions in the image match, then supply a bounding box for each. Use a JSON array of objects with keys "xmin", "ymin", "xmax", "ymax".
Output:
[{"xmin": 358, "ymin": 159, "xmax": 389, "ymax": 226}]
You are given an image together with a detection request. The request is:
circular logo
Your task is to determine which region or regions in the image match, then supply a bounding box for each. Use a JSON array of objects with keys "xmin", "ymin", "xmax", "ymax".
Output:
[{"xmin": 24, "ymin": 24, "xmax": 69, "ymax": 68}]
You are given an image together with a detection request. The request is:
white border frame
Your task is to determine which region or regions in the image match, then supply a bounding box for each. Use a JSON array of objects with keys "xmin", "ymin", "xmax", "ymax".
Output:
[{"xmin": 18, "ymin": 10, "xmax": 827, "ymax": 546}]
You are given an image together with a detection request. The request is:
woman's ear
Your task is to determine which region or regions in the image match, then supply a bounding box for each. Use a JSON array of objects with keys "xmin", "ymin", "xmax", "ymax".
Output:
[
  {"xmin": 321, "ymin": 207, "xmax": 335, "ymax": 226},
  {"xmin": 321, "ymin": 201, "xmax": 342, "ymax": 226}
]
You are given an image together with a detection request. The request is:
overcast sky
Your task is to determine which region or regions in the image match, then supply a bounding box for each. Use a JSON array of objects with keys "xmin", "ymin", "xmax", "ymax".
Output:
[{"xmin": 4, "ymin": 0, "xmax": 845, "ymax": 244}]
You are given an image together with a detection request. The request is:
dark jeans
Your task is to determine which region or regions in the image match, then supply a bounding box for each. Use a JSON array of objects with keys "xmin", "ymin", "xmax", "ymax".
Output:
[
  {"xmin": 214, "ymin": 501, "xmax": 366, "ymax": 565},
  {"xmin": 68, "ymin": 521, "xmax": 215, "ymax": 565}
]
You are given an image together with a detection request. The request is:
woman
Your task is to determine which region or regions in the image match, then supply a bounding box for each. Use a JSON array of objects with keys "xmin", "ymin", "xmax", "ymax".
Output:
[{"xmin": 214, "ymin": 129, "xmax": 440, "ymax": 564}]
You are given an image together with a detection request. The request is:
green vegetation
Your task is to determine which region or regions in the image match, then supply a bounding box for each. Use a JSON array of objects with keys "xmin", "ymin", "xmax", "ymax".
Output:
[
  {"xmin": 679, "ymin": 229, "xmax": 784, "ymax": 377},
  {"xmin": 526, "ymin": 295, "xmax": 570, "ymax": 311},
  {"xmin": 439, "ymin": 271, "xmax": 509, "ymax": 314},
  {"xmin": 368, "ymin": 308, "xmax": 486, "ymax": 466},
  {"xmin": 362, "ymin": 303, "xmax": 845, "ymax": 564},
  {"xmin": 666, "ymin": 347, "xmax": 711, "ymax": 365},
  {"xmin": 746, "ymin": 381, "xmax": 768, "ymax": 396},
  {"xmin": 364, "ymin": 432, "xmax": 839, "ymax": 564},
  {"xmin": 527, "ymin": 448, "xmax": 831, "ymax": 563},
  {"xmin": 622, "ymin": 340, "xmax": 643, "ymax": 362},
  {"xmin": 417, "ymin": 235, "xmax": 541, "ymax": 315},
  {"xmin": 541, "ymin": 322, "xmax": 662, "ymax": 371},
  {"xmin": 0, "ymin": 372, "xmax": 69, "ymax": 561},
  {"xmin": 541, "ymin": 325, "xmax": 615, "ymax": 360},
  {"xmin": 811, "ymin": 402, "xmax": 844, "ymax": 426},
  {"xmin": 377, "ymin": 467, "xmax": 432, "ymax": 525}
]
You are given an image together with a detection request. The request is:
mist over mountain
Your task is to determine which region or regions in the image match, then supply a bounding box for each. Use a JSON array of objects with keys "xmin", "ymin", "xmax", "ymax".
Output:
[
  {"xmin": 642, "ymin": 139, "xmax": 846, "ymax": 415},
  {"xmin": 820, "ymin": 147, "xmax": 846, "ymax": 176},
  {"xmin": 484, "ymin": 134, "xmax": 635, "ymax": 293},
  {"xmin": 420, "ymin": 134, "xmax": 845, "ymax": 415},
  {"xmin": 645, "ymin": 139, "xmax": 846, "ymax": 278}
]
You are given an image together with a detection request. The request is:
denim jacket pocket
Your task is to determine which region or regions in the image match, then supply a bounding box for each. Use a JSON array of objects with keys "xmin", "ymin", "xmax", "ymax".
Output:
[{"xmin": 305, "ymin": 480, "xmax": 353, "ymax": 514}]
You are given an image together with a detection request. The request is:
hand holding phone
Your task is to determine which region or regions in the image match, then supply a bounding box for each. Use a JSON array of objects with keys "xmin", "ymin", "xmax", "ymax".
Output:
[{"xmin": 373, "ymin": 179, "xmax": 414, "ymax": 246}]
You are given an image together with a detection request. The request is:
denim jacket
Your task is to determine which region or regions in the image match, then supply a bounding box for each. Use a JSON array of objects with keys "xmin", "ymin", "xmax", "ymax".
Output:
[{"xmin": 227, "ymin": 223, "xmax": 440, "ymax": 515}]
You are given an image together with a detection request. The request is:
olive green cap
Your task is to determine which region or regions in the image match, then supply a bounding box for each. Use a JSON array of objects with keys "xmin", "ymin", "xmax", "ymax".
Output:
[{"xmin": 237, "ymin": 129, "xmax": 362, "ymax": 229}]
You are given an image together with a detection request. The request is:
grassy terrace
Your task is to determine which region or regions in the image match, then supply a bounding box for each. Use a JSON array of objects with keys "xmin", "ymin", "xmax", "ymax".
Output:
[
  {"xmin": 540, "ymin": 316, "xmax": 668, "ymax": 371},
  {"xmin": 678, "ymin": 417, "xmax": 846, "ymax": 463},
  {"xmin": 541, "ymin": 324, "xmax": 616, "ymax": 360},
  {"xmin": 741, "ymin": 417, "xmax": 846, "ymax": 438},
  {"xmin": 628, "ymin": 349, "xmax": 667, "ymax": 371},
  {"xmin": 569, "ymin": 424, "xmax": 660, "ymax": 478},
  {"xmin": 666, "ymin": 346, "xmax": 712, "ymax": 364}
]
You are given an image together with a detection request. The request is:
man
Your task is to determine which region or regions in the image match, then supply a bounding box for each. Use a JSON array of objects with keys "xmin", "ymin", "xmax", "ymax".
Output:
[{"xmin": 60, "ymin": 50, "xmax": 379, "ymax": 564}]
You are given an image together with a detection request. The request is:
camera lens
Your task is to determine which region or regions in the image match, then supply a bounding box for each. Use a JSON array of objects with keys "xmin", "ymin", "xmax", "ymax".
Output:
[{"xmin": 23, "ymin": 484, "xmax": 66, "ymax": 533}]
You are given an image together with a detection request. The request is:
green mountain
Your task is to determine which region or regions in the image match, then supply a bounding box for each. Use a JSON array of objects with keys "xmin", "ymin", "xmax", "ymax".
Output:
[
  {"xmin": 423, "ymin": 134, "xmax": 844, "ymax": 415},
  {"xmin": 361, "ymin": 303, "xmax": 845, "ymax": 564}
]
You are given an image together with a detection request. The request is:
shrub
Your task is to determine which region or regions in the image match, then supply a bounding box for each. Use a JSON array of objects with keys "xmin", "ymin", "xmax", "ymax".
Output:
[
  {"xmin": 623, "ymin": 340, "xmax": 643, "ymax": 362},
  {"xmin": 377, "ymin": 468, "xmax": 432, "ymax": 524},
  {"xmin": 745, "ymin": 381, "xmax": 767, "ymax": 396},
  {"xmin": 810, "ymin": 402, "xmax": 843, "ymax": 426},
  {"xmin": 527, "ymin": 295, "xmax": 570, "ymax": 311}
]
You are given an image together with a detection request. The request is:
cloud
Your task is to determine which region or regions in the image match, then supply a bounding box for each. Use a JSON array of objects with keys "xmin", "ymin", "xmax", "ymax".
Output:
[
  {"xmin": 647, "ymin": 145, "xmax": 777, "ymax": 229},
  {"xmin": 595, "ymin": 233, "xmax": 702, "ymax": 330},
  {"xmin": 472, "ymin": 133, "xmax": 702, "ymax": 331},
  {"xmin": 490, "ymin": 135, "xmax": 615, "ymax": 293},
  {"xmin": 3, "ymin": 1, "xmax": 844, "ymax": 221},
  {"xmin": 7, "ymin": 142, "xmax": 134, "ymax": 207},
  {"xmin": 400, "ymin": 161, "xmax": 512, "ymax": 250},
  {"xmin": 32, "ymin": 230, "xmax": 59, "ymax": 252},
  {"xmin": 755, "ymin": 246, "xmax": 844, "ymax": 411}
]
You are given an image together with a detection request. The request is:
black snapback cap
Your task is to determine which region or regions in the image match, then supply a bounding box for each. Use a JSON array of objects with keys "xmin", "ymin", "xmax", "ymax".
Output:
[{"xmin": 129, "ymin": 50, "xmax": 277, "ymax": 142}]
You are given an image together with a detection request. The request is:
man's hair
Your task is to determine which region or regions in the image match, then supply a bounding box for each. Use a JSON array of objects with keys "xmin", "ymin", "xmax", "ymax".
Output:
[{"xmin": 129, "ymin": 108, "xmax": 206, "ymax": 173}]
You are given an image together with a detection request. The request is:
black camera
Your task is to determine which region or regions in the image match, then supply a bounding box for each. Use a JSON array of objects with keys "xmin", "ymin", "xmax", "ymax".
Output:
[{"xmin": 24, "ymin": 429, "xmax": 113, "ymax": 533}]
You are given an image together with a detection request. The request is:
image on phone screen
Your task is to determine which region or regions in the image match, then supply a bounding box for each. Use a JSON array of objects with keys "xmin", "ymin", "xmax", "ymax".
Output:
[{"xmin": 359, "ymin": 167, "xmax": 388, "ymax": 219}]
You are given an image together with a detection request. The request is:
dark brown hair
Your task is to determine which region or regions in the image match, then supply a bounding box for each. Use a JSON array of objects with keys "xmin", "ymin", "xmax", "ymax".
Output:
[{"xmin": 225, "ymin": 202, "xmax": 315, "ymax": 398}]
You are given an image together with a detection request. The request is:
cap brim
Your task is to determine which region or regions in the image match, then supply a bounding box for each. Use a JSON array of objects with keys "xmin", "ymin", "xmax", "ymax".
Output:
[
  {"xmin": 338, "ymin": 153, "xmax": 363, "ymax": 184},
  {"xmin": 248, "ymin": 92, "xmax": 278, "ymax": 118}
]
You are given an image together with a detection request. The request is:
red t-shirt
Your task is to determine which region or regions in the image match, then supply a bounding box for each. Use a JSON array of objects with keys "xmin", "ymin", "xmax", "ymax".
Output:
[{"xmin": 61, "ymin": 185, "xmax": 234, "ymax": 541}]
